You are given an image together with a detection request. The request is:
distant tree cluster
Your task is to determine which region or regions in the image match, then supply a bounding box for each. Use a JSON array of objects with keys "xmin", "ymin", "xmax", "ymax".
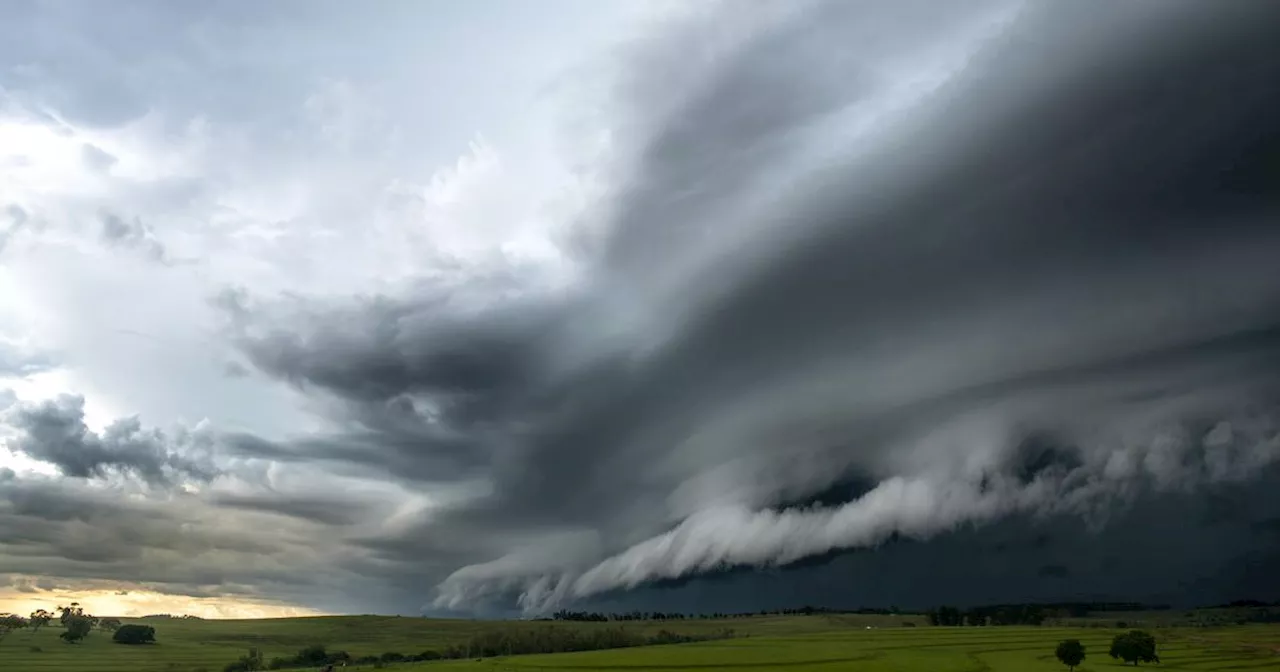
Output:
[
  {"xmin": 927, "ymin": 604, "xmax": 1047, "ymax": 626},
  {"xmin": 549, "ymin": 605, "xmax": 898, "ymax": 622},
  {"xmin": 225, "ymin": 628, "xmax": 737, "ymax": 671},
  {"xmin": 1213, "ymin": 599, "xmax": 1280, "ymax": 608},
  {"xmin": 142, "ymin": 613, "xmax": 204, "ymax": 620},
  {"xmin": 444, "ymin": 627, "xmax": 734, "ymax": 658},
  {"xmin": 551, "ymin": 610, "xmax": 694, "ymax": 622},
  {"xmin": 924, "ymin": 601, "xmax": 1172, "ymax": 627},
  {"xmin": 3, "ymin": 603, "xmax": 160, "ymax": 648},
  {"xmin": 0, "ymin": 613, "xmax": 29, "ymax": 642}
]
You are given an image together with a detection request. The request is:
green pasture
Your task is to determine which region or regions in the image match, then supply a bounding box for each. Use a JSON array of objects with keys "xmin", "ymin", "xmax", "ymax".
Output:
[
  {"xmin": 413, "ymin": 626, "xmax": 1279, "ymax": 672},
  {"xmin": 0, "ymin": 614, "xmax": 870, "ymax": 671},
  {"xmin": 0, "ymin": 614, "xmax": 1275, "ymax": 672}
]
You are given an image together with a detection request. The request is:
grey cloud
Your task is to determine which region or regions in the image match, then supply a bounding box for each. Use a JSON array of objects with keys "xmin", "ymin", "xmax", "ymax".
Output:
[
  {"xmin": 0, "ymin": 474, "xmax": 413, "ymax": 610},
  {"xmin": 100, "ymin": 213, "xmax": 168, "ymax": 263},
  {"xmin": 0, "ymin": 204, "xmax": 30, "ymax": 253},
  {"xmin": 195, "ymin": 0, "xmax": 1280, "ymax": 614},
  {"xmin": 221, "ymin": 360, "xmax": 251, "ymax": 378},
  {"xmin": 2, "ymin": 395, "xmax": 220, "ymax": 486},
  {"xmin": 80, "ymin": 143, "xmax": 118, "ymax": 172},
  {"xmin": 209, "ymin": 492, "xmax": 373, "ymax": 527}
]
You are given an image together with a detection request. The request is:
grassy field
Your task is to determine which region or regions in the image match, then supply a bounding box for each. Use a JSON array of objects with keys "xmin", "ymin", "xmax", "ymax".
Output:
[
  {"xmin": 408, "ymin": 626, "xmax": 1280, "ymax": 672},
  {"xmin": 0, "ymin": 614, "xmax": 1276, "ymax": 672}
]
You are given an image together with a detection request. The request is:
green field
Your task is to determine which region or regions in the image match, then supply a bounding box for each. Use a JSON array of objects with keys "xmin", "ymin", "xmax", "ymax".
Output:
[
  {"xmin": 1, "ymin": 614, "xmax": 1276, "ymax": 672},
  {"xmin": 409, "ymin": 626, "xmax": 1280, "ymax": 672}
]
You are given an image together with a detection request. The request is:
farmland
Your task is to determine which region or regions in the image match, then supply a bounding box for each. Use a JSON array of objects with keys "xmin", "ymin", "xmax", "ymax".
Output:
[
  {"xmin": 1, "ymin": 612, "xmax": 1278, "ymax": 672},
  {"xmin": 409, "ymin": 626, "xmax": 1280, "ymax": 672}
]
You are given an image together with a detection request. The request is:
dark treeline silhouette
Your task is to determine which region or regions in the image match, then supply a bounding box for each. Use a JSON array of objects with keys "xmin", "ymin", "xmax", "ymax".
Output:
[
  {"xmin": 1210, "ymin": 599, "xmax": 1280, "ymax": 609},
  {"xmin": 549, "ymin": 605, "xmax": 899, "ymax": 622},
  {"xmin": 233, "ymin": 629, "xmax": 737, "ymax": 670},
  {"xmin": 141, "ymin": 613, "xmax": 204, "ymax": 620},
  {"xmin": 445, "ymin": 627, "xmax": 735, "ymax": 658},
  {"xmin": 927, "ymin": 602, "xmax": 1171, "ymax": 627}
]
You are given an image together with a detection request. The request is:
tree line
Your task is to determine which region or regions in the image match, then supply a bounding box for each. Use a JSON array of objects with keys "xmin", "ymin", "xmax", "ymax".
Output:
[
  {"xmin": 224, "ymin": 628, "xmax": 737, "ymax": 671},
  {"xmin": 926, "ymin": 601, "xmax": 1174, "ymax": 627},
  {"xmin": 548, "ymin": 605, "xmax": 903, "ymax": 622},
  {"xmin": 0, "ymin": 603, "xmax": 152, "ymax": 646}
]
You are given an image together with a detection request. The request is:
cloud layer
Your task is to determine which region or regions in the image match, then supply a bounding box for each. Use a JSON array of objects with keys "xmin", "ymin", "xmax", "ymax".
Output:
[{"xmin": 4, "ymin": 0, "xmax": 1280, "ymax": 616}]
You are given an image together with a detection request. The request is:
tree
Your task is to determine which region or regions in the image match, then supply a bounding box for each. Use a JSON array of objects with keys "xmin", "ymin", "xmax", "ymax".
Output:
[
  {"xmin": 99, "ymin": 617, "xmax": 123, "ymax": 632},
  {"xmin": 112, "ymin": 624, "xmax": 156, "ymax": 645},
  {"xmin": 1109, "ymin": 630, "xmax": 1159, "ymax": 666},
  {"xmin": 1055, "ymin": 639, "xmax": 1086, "ymax": 671},
  {"xmin": 57, "ymin": 602, "xmax": 85, "ymax": 625},
  {"xmin": 0, "ymin": 613, "xmax": 28, "ymax": 642},
  {"xmin": 29, "ymin": 609, "xmax": 53, "ymax": 633},
  {"xmin": 60, "ymin": 614, "xmax": 94, "ymax": 644}
]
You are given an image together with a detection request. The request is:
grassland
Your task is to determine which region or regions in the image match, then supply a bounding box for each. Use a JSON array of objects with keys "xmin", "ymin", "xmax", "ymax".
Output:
[
  {"xmin": 0, "ymin": 613, "xmax": 1276, "ymax": 672},
  {"xmin": 409, "ymin": 625, "xmax": 1280, "ymax": 672}
]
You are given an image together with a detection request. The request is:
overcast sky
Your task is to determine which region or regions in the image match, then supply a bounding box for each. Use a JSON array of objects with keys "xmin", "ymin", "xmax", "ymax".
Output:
[{"xmin": 3, "ymin": 0, "xmax": 1280, "ymax": 618}]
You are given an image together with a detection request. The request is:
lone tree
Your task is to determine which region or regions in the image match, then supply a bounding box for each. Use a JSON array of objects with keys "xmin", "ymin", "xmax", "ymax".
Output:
[
  {"xmin": 112, "ymin": 624, "xmax": 156, "ymax": 645},
  {"xmin": 29, "ymin": 609, "xmax": 53, "ymax": 633},
  {"xmin": 60, "ymin": 614, "xmax": 95, "ymax": 644},
  {"xmin": 1109, "ymin": 629, "xmax": 1159, "ymax": 666},
  {"xmin": 57, "ymin": 602, "xmax": 85, "ymax": 625},
  {"xmin": 1055, "ymin": 639, "xmax": 1086, "ymax": 671}
]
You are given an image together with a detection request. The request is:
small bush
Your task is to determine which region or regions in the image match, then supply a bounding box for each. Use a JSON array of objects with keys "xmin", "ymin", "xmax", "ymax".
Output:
[{"xmin": 113, "ymin": 624, "xmax": 156, "ymax": 645}]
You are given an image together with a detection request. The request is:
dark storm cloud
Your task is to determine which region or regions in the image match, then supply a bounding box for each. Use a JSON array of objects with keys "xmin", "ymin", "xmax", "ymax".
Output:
[
  {"xmin": 209, "ymin": 492, "xmax": 371, "ymax": 527},
  {"xmin": 0, "ymin": 475, "xmax": 383, "ymax": 605},
  {"xmin": 211, "ymin": 0, "xmax": 1280, "ymax": 613},
  {"xmin": 597, "ymin": 470, "xmax": 1280, "ymax": 613},
  {"xmin": 3, "ymin": 395, "xmax": 219, "ymax": 486}
]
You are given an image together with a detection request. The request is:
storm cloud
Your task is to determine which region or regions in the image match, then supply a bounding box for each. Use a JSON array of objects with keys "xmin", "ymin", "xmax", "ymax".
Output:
[
  {"xmin": 202, "ymin": 0, "xmax": 1280, "ymax": 612},
  {"xmin": 3, "ymin": 395, "xmax": 220, "ymax": 486},
  {"xmin": 4, "ymin": 0, "xmax": 1280, "ymax": 617}
]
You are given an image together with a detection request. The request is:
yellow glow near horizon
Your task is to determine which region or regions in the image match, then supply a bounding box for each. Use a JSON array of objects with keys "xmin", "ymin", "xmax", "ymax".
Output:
[{"xmin": 0, "ymin": 587, "xmax": 325, "ymax": 620}]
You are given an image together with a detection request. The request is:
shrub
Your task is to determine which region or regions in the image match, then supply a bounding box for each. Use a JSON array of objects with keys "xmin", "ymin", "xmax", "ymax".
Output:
[{"xmin": 112, "ymin": 624, "xmax": 156, "ymax": 645}]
